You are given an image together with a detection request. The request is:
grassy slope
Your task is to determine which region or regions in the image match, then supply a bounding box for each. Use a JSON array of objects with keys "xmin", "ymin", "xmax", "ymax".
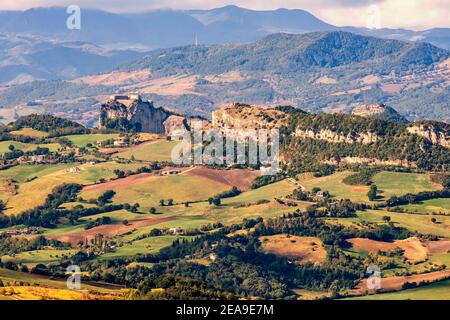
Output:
[
  {"xmin": 3, "ymin": 162, "xmax": 146, "ymax": 215},
  {"xmin": 65, "ymin": 133, "xmax": 119, "ymax": 147},
  {"xmin": 400, "ymin": 198, "xmax": 450, "ymax": 214},
  {"xmin": 9, "ymin": 128, "xmax": 49, "ymax": 138},
  {"xmin": 1, "ymin": 249, "xmax": 78, "ymax": 267},
  {"xmin": 300, "ymin": 171, "xmax": 442, "ymax": 203},
  {"xmin": 114, "ymin": 140, "xmax": 178, "ymax": 162},
  {"xmin": 345, "ymin": 209, "xmax": 450, "ymax": 237},
  {"xmin": 0, "ymin": 141, "xmax": 61, "ymax": 153},
  {"xmin": 373, "ymin": 171, "xmax": 441, "ymax": 199},
  {"xmin": 347, "ymin": 279, "xmax": 450, "ymax": 300}
]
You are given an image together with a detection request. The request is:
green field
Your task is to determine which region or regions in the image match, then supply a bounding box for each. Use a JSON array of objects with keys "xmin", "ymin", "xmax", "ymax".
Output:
[
  {"xmin": 373, "ymin": 171, "xmax": 441, "ymax": 199},
  {"xmin": 0, "ymin": 141, "xmax": 61, "ymax": 153},
  {"xmin": 114, "ymin": 140, "xmax": 178, "ymax": 162},
  {"xmin": 347, "ymin": 279, "xmax": 450, "ymax": 300},
  {"xmin": 341, "ymin": 209, "xmax": 450, "ymax": 237},
  {"xmin": 301, "ymin": 171, "xmax": 371, "ymax": 203},
  {"xmin": 0, "ymin": 164, "xmax": 73, "ymax": 183},
  {"xmin": 100, "ymin": 235, "xmax": 193, "ymax": 259},
  {"xmin": 80, "ymin": 173, "xmax": 232, "ymax": 211},
  {"xmin": 300, "ymin": 171, "xmax": 442, "ymax": 203},
  {"xmin": 65, "ymin": 133, "xmax": 119, "ymax": 147},
  {"xmin": 399, "ymin": 198, "xmax": 450, "ymax": 214},
  {"xmin": 1, "ymin": 249, "xmax": 78, "ymax": 267}
]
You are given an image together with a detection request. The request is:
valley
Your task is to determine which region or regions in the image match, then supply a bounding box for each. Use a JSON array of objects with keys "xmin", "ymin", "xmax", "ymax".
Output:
[{"xmin": 0, "ymin": 98, "xmax": 448, "ymax": 300}]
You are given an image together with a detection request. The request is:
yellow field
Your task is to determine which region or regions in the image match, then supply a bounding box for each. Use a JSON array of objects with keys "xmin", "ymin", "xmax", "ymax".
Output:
[
  {"xmin": 259, "ymin": 234, "xmax": 327, "ymax": 265},
  {"xmin": 114, "ymin": 140, "xmax": 178, "ymax": 162},
  {"xmin": 9, "ymin": 128, "xmax": 49, "ymax": 138},
  {"xmin": 2, "ymin": 161, "xmax": 146, "ymax": 215}
]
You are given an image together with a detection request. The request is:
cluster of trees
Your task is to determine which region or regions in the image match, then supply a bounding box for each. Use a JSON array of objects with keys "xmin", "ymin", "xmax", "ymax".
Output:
[
  {"xmin": 0, "ymin": 235, "xmax": 68, "ymax": 256},
  {"xmin": 343, "ymin": 169, "xmax": 379, "ymax": 186},
  {"xmin": 84, "ymin": 216, "xmax": 112, "ymax": 230},
  {"xmin": 7, "ymin": 114, "xmax": 89, "ymax": 137}
]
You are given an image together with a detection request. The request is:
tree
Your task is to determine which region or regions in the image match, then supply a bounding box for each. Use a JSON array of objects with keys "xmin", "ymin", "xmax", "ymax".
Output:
[
  {"xmin": 431, "ymin": 217, "xmax": 437, "ymax": 224},
  {"xmin": 113, "ymin": 169, "xmax": 125, "ymax": 179},
  {"xmin": 312, "ymin": 187, "xmax": 321, "ymax": 194},
  {"xmin": 184, "ymin": 202, "xmax": 190, "ymax": 207},
  {"xmin": 368, "ymin": 184, "xmax": 378, "ymax": 201},
  {"xmin": 8, "ymin": 144, "xmax": 15, "ymax": 151},
  {"xmin": 97, "ymin": 190, "xmax": 116, "ymax": 205},
  {"xmin": 0, "ymin": 200, "xmax": 5, "ymax": 212},
  {"xmin": 123, "ymin": 220, "xmax": 129, "ymax": 225},
  {"xmin": 212, "ymin": 197, "xmax": 221, "ymax": 206},
  {"xmin": 382, "ymin": 216, "xmax": 391, "ymax": 223},
  {"xmin": 208, "ymin": 198, "xmax": 213, "ymax": 205},
  {"xmin": 130, "ymin": 203, "xmax": 140, "ymax": 213},
  {"xmin": 149, "ymin": 207, "xmax": 157, "ymax": 214},
  {"xmin": 159, "ymin": 199, "xmax": 165, "ymax": 206},
  {"xmin": 167, "ymin": 198, "xmax": 174, "ymax": 206}
]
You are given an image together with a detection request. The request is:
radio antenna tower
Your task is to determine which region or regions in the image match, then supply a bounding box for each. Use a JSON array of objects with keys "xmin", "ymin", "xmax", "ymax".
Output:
[{"xmin": 194, "ymin": 33, "xmax": 199, "ymax": 46}]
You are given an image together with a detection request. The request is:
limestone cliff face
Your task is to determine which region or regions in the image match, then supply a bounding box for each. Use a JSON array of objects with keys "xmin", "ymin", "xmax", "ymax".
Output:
[
  {"xmin": 99, "ymin": 96, "xmax": 171, "ymax": 134},
  {"xmin": 323, "ymin": 157, "xmax": 416, "ymax": 168},
  {"xmin": 293, "ymin": 128, "xmax": 380, "ymax": 145},
  {"xmin": 407, "ymin": 123, "xmax": 450, "ymax": 149},
  {"xmin": 212, "ymin": 103, "xmax": 289, "ymax": 131}
]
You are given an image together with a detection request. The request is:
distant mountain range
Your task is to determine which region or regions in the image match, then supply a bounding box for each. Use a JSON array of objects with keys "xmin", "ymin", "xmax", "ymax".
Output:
[
  {"xmin": 0, "ymin": 33, "xmax": 151, "ymax": 85},
  {"xmin": 0, "ymin": 5, "xmax": 448, "ymax": 86},
  {"xmin": 0, "ymin": 6, "xmax": 449, "ymax": 50},
  {"xmin": 0, "ymin": 31, "xmax": 448, "ymax": 126}
]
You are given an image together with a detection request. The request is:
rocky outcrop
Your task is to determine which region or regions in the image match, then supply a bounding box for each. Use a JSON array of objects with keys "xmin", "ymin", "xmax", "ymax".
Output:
[
  {"xmin": 294, "ymin": 128, "xmax": 380, "ymax": 145},
  {"xmin": 323, "ymin": 157, "xmax": 416, "ymax": 168},
  {"xmin": 99, "ymin": 95, "xmax": 172, "ymax": 133},
  {"xmin": 407, "ymin": 123, "xmax": 450, "ymax": 149},
  {"xmin": 351, "ymin": 104, "xmax": 408, "ymax": 124},
  {"xmin": 163, "ymin": 115, "xmax": 189, "ymax": 135},
  {"xmin": 212, "ymin": 103, "xmax": 289, "ymax": 131}
]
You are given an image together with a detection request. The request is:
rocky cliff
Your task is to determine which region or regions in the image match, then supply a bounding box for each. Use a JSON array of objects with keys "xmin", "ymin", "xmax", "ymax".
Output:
[
  {"xmin": 211, "ymin": 103, "xmax": 289, "ymax": 131},
  {"xmin": 407, "ymin": 122, "xmax": 450, "ymax": 149},
  {"xmin": 99, "ymin": 95, "xmax": 178, "ymax": 134},
  {"xmin": 293, "ymin": 128, "xmax": 380, "ymax": 145}
]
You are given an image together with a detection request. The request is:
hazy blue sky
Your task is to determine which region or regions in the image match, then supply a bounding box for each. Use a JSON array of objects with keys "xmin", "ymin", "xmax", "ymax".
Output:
[{"xmin": 0, "ymin": 0, "xmax": 448, "ymax": 30}]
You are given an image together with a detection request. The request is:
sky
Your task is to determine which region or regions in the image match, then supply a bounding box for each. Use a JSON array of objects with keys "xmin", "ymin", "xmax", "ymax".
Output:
[{"xmin": 0, "ymin": 0, "xmax": 448, "ymax": 30}]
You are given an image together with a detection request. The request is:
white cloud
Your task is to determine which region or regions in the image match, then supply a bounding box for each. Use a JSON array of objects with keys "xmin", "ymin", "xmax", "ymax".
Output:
[{"xmin": 0, "ymin": 0, "xmax": 448, "ymax": 30}]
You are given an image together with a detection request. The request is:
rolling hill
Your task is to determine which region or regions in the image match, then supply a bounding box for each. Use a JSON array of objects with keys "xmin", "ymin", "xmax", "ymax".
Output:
[
  {"xmin": 0, "ymin": 6, "xmax": 448, "ymax": 50},
  {"xmin": 1, "ymin": 31, "xmax": 447, "ymax": 125}
]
